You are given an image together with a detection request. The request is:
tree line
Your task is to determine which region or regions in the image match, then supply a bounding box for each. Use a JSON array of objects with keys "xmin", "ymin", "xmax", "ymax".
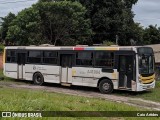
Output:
[{"xmin": 0, "ymin": 0, "xmax": 160, "ymax": 46}]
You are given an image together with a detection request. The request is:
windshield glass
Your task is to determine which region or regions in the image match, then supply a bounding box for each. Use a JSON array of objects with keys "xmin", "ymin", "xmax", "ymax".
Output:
[
  {"xmin": 139, "ymin": 55, "xmax": 154, "ymax": 74},
  {"xmin": 138, "ymin": 47, "xmax": 154, "ymax": 74}
]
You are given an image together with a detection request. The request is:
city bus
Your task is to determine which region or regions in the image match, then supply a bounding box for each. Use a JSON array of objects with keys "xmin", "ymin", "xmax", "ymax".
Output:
[{"xmin": 3, "ymin": 45, "xmax": 155, "ymax": 94}]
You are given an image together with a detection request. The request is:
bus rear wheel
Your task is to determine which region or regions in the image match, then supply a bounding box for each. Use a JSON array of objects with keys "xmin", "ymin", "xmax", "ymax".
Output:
[
  {"xmin": 99, "ymin": 79, "xmax": 113, "ymax": 94},
  {"xmin": 33, "ymin": 72, "xmax": 44, "ymax": 85}
]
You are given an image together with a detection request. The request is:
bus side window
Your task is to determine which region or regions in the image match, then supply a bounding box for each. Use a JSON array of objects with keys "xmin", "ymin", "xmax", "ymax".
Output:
[
  {"xmin": 76, "ymin": 52, "xmax": 93, "ymax": 66},
  {"xmin": 6, "ymin": 50, "xmax": 16, "ymax": 63},
  {"xmin": 27, "ymin": 51, "xmax": 42, "ymax": 64},
  {"xmin": 43, "ymin": 51, "xmax": 57, "ymax": 65},
  {"xmin": 94, "ymin": 51, "xmax": 114, "ymax": 68}
]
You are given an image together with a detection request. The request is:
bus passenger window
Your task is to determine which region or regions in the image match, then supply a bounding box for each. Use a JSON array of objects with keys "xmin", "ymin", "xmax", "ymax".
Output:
[
  {"xmin": 76, "ymin": 52, "xmax": 93, "ymax": 66},
  {"xmin": 43, "ymin": 51, "xmax": 57, "ymax": 64},
  {"xmin": 95, "ymin": 51, "xmax": 114, "ymax": 68},
  {"xmin": 27, "ymin": 51, "xmax": 42, "ymax": 64},
  {"xmin": 6, "ymin": 50, "xmax": 16, "ymax": 63}
]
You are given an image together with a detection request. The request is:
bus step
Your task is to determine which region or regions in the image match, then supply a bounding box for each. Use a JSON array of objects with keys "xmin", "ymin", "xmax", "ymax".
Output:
[
  {"xmin": 118, "ymin": 87, "xmax": 126, "ymax": 89},
  {"xmin": 118, "ymin": 87, "xmax": 131, "ymax": 90},
  {"xmin": 61, "ymin": 83, "xmax": 71, "ymax": 87}
]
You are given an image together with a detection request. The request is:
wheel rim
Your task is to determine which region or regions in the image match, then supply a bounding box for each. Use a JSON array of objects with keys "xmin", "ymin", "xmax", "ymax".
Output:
[
  {"xmin": 102, "ymin": 83, "xmax": 110, "ymax": 91},
  {"xmin": 35, "ymin": 76, "xmax": 41, "ymax": 83}
]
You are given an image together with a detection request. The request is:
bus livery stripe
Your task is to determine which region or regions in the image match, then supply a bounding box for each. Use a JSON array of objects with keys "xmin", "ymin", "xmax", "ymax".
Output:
[
  {"xmin": 73, "ymin": 47, "xmax": 119, "ymax": 51},
  {"xmin": 74, "ymin": 47, "xmax": 84, "ymax": 50},
  {"xmin": 84, "ymin": 48, "xmax": 95, "ymax": 50}
]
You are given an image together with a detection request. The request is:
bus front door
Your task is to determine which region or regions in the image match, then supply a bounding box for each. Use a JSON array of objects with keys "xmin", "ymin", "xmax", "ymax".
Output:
[
  {"xmin": 17, "ymin": 53, "xmax": 26, "ymax": 79},
  {"xmin": 60, "ymin": 54, "xmax": 73, "ymax": 83},
  {"xmin": 118, "ymin": 55, "xmax": 134, "ymax": 89}
]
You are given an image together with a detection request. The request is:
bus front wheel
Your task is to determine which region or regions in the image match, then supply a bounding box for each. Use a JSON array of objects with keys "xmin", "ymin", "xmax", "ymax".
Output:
[
  {"xmin": 99, "ymin": 79, "xmax": 113, "ymax": 94},
  {"xmin": 33, "ymin": 72, "xmax": 44, "ymax": 85}
]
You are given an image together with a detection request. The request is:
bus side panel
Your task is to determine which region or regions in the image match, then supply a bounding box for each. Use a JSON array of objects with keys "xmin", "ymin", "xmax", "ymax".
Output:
[
  {"xmin": 4, "ymin": 63, "xmax": 17, "ymax": 79},
  {"xmin": 93, "ymin": 68, "xmax": 119, "ymax": 89},
  {"xmin": 25, "ymin": 64, "xmax": 61, "ymax": 83},
  {"xmin": 72, "ymin": 67, "xmax": 97, "ymax": 87}
]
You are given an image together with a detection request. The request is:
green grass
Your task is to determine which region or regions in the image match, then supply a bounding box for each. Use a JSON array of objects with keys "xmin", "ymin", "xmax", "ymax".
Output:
[
  {"xmin": 0, "ymin": 69, "xmax": 28, "ymax": 85},
  {"xmin": 0, "ymin": 86, "xmax": 157, "ymax": 120},
  {"xmin": 133, "ymin": 81, "xmax": 160, "ymax": 102},
  {"xmin": 0, "ymin": 87, "xmax": 142, "ymax": 111},
  {"xmin": 1, "ymin": 68, "xmax": 160, "ymax": 103},
  {"xmin": 0, "ymin": 68, "xmax": 11, "ymax": 81},
  {"xmin": 113, "ymin": 81, "xmax": 160, "ymax": 102},
  {"xmin": 1, "ymin": 68, "xmax": 159, "ymax": 119}
]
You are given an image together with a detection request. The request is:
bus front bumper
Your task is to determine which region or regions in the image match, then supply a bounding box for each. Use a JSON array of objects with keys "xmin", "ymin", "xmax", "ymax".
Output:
[{"xmin": 136, "ymin": 80, "xmax": 155, "ymax": 91}]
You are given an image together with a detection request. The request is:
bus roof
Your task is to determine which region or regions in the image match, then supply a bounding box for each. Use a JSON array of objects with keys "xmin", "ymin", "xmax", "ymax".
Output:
[{"xmin": 5, "ymin": 46, "xmax": 151, "ymax": 51}]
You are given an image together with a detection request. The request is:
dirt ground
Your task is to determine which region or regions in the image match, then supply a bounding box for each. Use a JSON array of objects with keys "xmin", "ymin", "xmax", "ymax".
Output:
[{"xmin": 0, "ymin": 80, "xmax": 160, "ymax": 111}]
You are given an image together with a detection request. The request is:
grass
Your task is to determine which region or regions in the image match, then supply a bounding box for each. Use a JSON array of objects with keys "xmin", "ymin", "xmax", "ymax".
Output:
[
  {"xmin": 0, "ymin": 68, "xmax": 30, "ymax": 85},
  {"xmin": 0, "ymin": 87, "xmax": 142, "ymax": 111},
  {"xmin": 0, "ymin": 68, "xmax": 160, "ymax": 119},
  {"xmin": 0, "ymin": 68, "xmax": 12, "ymax": 81},
  {"xmin": 0, "ymin": 87, "xmax": 157, "ymax": 120},
  {"xmin": 113, "ymin": 81, "xmax": 160, "ymax": 102},
  {"xmin": 1, "ymin": 68, "xmax": 160, "ymax": 103},
  {"xmin": 132, "ymin": 81, "xmax": 160, "ymax": 102}
]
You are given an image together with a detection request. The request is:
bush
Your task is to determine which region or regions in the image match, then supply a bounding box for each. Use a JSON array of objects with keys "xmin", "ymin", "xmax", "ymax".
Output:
[
  {"xmin": 102, "ymin": 40, "xmax": 116, "ymax": 46},
  {"xmin": 0, "ymin": 45, "xmax": 4, "ymax": 53}
]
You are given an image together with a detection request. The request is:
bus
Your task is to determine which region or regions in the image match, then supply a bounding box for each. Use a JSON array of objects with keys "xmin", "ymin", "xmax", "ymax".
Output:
[{"xmin": 3, "ymin": 45, "xmax": 155, "ymax": 94}]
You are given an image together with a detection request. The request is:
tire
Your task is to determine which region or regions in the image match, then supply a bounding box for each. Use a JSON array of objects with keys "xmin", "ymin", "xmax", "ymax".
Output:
[
  {"xmin": 33, "ymin": 72, "xmax": 44, "ymax": 85},
  {"xmin": 99, "ymin": 79, "xmax": 113, "ymax": 94}
]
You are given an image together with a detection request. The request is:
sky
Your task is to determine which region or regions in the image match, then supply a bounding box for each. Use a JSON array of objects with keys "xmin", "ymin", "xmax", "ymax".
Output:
[
  {"xmin": 133, "ymin": 0, "xmax": 160, "ymax": 28},
  {"xmin": 0, "ymin": 0, "xmax": 160, "ymax": 28},
  {"xmin": 0, "ymin": 0, "xmax": 38, "ymax": 18}
]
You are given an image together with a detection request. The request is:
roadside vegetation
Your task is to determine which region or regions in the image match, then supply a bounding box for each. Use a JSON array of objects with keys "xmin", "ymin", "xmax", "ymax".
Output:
[
  {"xmin": 1, "ymin": 68, "xmax": 160, "ymax": 103},
  {"xmin": 1, "ymin": 0, "xmax": 160, "ymax": 46},
  {"xmin": 114, "ymin": 81, "xmax": 160, "ymax": 102},
  {"xmin": 0, "ymin": 44, "xmax": 4, "ymax": 53},
  {"xmin": 133, "ymin": 81, "xmax": 160, "ymax": 102},
  {"xmin": 0, "ymin": 87, "xmax": 155, "ymax": 120},
  {"xmin": 0, "ymin": 68, "xmax": 160, "ymax": 119},
  {"xmin": 0, "ymin": 87, "xmax": 142, "ymax": 111}
]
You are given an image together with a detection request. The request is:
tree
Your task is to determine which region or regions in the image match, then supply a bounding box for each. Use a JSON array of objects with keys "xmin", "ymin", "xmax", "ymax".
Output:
[
  {"xmin": 7, "ymin": 1, "xmax": 92, "ymax": 46},
  {"xmin": 62, "ymin": 0, "xmax": 138, "ymax": 45},
  {"xmin": 38, "ymin": 0, "xmax": 53, "ymax": 2},
  {"xmin": 0, "ymin": 27, "xmax": 2, "ymax": 43},
  {"xmin": 1, "ymin": 12, "xmax": 16, "ymax": 45},
  {"xmin": 143, "ymin": 25, "xmax": 160, "ymax": 45},
  {"xmin": 34, "ymin": 1, "xmax": 92, "ymax": 45},
  {"xmin": 7, "ymin": 7, "xmax": 44, "ymax": 45}
]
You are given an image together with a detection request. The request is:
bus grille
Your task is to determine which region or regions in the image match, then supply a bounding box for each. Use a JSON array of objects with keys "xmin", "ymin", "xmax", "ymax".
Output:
[{"xmin": 140, "ymin": 74, "xmax": 155, "ymax": 84}]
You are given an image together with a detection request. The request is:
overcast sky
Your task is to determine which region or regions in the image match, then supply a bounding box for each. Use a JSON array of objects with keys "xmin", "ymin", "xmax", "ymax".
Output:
[
  {"xmin": 0, "ymin": 0, "xmax": 38, "ymax": 18},
  {"xmin": 0, "ymin": 0, "xmax": 160, "ymax": 28},
  {"xmin": 133, "ymin": 0, "xmax": 160, "ymax": 28}
]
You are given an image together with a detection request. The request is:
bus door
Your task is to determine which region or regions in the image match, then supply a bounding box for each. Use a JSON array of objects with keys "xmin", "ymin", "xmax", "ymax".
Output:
[
  {"xmin": 117, "ymin": 54, "xmax": 134, "ymax": 89},
  {"xmin": 60, "ymin": 54, "xmax": 73, "ymax": 83},
  {"xmin": 17, "ymin": 53, "xmax": 26, "ymax": 79}
]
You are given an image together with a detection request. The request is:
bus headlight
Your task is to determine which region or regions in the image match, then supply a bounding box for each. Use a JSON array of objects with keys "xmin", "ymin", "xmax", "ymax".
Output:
[{"xmin": 138, "ymin": 76, "xmax": 142, "ymax": 83}]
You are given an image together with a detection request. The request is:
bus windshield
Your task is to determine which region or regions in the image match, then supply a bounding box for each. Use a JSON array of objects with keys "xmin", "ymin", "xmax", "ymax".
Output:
[{"xmin": 138, "ymin": 47, "xmax": 154, "ymax": 74}]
